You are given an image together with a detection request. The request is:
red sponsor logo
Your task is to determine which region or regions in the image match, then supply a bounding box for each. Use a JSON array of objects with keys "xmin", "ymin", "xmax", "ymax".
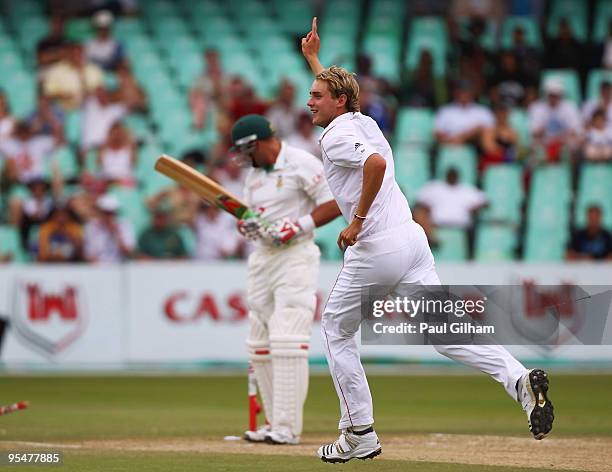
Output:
[
  {"xmin": 523, "ymin": 281, "xmax": 575, "ymax": 318},
  {"xmin": 163, "ymin": 291, "xmax": 324, "ymax": 323},
  {"xmin": 13, "ymin": 282, "xmax": 87, "ymax": 355}
]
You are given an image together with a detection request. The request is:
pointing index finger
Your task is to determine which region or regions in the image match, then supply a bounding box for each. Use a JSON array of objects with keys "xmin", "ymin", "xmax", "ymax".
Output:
[{"xmin": 312, "ymin": 17, "xmax": 317, "ymax": 34}]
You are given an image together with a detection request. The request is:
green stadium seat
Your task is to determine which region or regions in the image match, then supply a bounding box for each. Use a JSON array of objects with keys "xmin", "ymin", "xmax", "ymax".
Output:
[
  {"xmin": 593, "ymin": 0, "xmax": 612, "ymax": 41},
  {"xmin": 314, "ymin": 217, "xmax": 346, "ymax": 261},
  {"xmin": 575, "ymin": 163, "xmax": 612, "ymax": 228},
  {"xmin": 114, "ymin": 18, "xmax": 145, "ymax": 40},
  {"xmin": 395, "ymin": 108, "xmax": 434, "ymax": 146},
  {"xmin": 177, "ymin": 224, "xmax": 197, "ymax": 256},
  {"xmin": 541, "ymin": 70, "xmax": 581, "ymax": 103},
  {"xmin": 475, "ymin": 224, "xmax": 517, "ymax": 261},
  {"xmin": 432, "ymin": 227, "xmax": 467, "ymax": 261},
  {"xmin": 320, "ymin": 34, "xmax": 356, "ymax": 71},
  {"xmin": 51, "ymin": 146, "xmax": 79, "ymax": 181},
  {"xmin": 65, "ymin": 18, "xmax": 94, "ymax": 41},
  {"xmin": 501, "ymin": 16, "xmax": 541, "ymax": 48},
  {"xmin": 0, "ymin": 225, "xmax": 26, "ymax": 262},
  {"xmin": 136, "ymin": 143, "xmax": 164, "ymax": 183},
  {"xmin": 107, "ymin": 186, "xmax": 150, "ymax": 235},
  {"xmin": 65, "ymin": 110, "xmax": 81, "ymax": 145},
  {"xmin": 547, "ymin": 0, "xmax": 588, "ymax": 41},
  {"xmin": 275, "ymin": 0, "xmax": 315, "ymax": 34},
  {"xmin": 586, "ymin": 70, "xmax": 612, "ymax": 100},
  {"xmin": 481, "ymin": 164, "xmax": 523, "ymax": 225},
  {"xmin": 362, "ymin": 35, "xmax": 401, "ymax": 81},
  {"xmin": 524, "ymin": 227, "xmax": 566, "ymax": 261},
  {"xmin": 124, "ymin": 114, "xmax": 153, "ymax": 143},
  {"xmin": 394, "ymin": 145, "xmax": 430, "ymax": 204},
  {"xmin": 509, "ymin": 109, "xmax": 531, "ymax": 147},
  {"xmin": 436, "ymin": 145, "xmax": 477, "ymax": 186},
  {"xmin": 405, "ymin": 32, "xmax": 447, "ymax": 77}
]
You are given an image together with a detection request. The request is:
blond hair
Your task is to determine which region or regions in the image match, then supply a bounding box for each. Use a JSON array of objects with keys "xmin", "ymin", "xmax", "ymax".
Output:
[{"xmin": 316, "ymin": 65, "xmax": 360, "ymax": 112}]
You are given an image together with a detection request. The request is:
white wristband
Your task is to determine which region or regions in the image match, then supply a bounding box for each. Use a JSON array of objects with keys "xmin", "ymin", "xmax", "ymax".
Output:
[{"xmin": 297, "ymin": 214, "xmax": 316, "ymax": 233}]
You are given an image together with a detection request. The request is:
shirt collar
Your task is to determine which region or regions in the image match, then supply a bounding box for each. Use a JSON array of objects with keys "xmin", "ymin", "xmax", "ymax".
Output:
[
  {"xmin": 319, "ymin": 112, "xmax": 358, "ymax": 144},
  {"xmin": 273, "ymin": 141, "xmax": 287, "ymax": 171}
]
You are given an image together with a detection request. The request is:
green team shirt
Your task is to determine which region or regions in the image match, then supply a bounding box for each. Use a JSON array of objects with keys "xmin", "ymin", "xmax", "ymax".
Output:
[{"xmin": 138, "ymin": 227, "xmax": 187, "ymax": 259}]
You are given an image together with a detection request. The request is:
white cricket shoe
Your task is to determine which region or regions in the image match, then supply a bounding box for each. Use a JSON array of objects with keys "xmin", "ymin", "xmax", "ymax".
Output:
[
  {"xmin": 264, "ymin": 428, "xmax": 300, "ymax": 445},
  {"xmin": 317, "ymin": 427, "xmax": 381, "ymax": 463},
  {"xmin": 244, "ymin": 424, "xmax": 270, "ymax": 442},
  {"xmin": 518, "ymin": 369, "xmax": 554, "ymax": 440}
]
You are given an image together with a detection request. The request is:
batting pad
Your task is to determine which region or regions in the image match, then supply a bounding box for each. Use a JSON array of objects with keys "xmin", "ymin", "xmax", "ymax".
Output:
[
  {"xmin": 247, "ymin": 339, "xmax": 273, "ymax": 425},
  {"xmin": 270, "ymin": 335, "xmax": 310, "ymax": 437}
]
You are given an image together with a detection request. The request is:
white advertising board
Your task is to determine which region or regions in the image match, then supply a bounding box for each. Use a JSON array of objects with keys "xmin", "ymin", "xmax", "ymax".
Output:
[
  {"xmin": 0, "ymin": 265, "xmax": 123, "ymax": 365},
  {"xmin": 0, "ymin": 261, "xmax": 611, "ymax": 369}
]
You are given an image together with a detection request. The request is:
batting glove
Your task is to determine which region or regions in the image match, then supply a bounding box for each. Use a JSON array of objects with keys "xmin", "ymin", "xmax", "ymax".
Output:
[
  {"xmin": 266, "ymin": 215, "xmax": 315, "ymax": 247},
  {"xmin": 237, "ymin": 213, "xmax": 267, "ymax": 241}
]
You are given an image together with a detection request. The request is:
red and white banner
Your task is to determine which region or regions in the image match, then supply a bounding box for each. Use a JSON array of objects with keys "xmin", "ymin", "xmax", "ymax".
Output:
[
  {"xmin": 0, "ymin": 266, "xmax": 123, "ymax": 365},
  {"xmin": 0, "ymin": 262, "xmax": 611, "ymax": 368}
]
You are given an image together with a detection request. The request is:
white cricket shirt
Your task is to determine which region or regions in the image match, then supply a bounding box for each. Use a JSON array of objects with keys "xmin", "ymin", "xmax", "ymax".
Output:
[
  {"xmin": 319, "ymin": 112, "xmax": 411, "ymax": 237},
  {"xmin": 244, "ymin": 141, "xmax": 334, "ymax": 246}
]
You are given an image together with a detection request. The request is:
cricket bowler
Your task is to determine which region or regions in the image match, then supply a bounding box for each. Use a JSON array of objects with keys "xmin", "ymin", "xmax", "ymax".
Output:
[
  {"xmin": 231, "ymin": 114, "xmax": 341, "ymax": 445},
  {"xmin": 301, "ymin": 18, "xmax": 554, "ymax": 462}
]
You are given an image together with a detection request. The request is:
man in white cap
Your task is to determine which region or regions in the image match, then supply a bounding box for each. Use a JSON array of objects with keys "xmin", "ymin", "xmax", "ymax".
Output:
[
  {"xmin": 85, "ymin": 10, "xmax": 124, "ymax": 71},
  {"xmin": 528, "ymin": 76, "xmax": 582, "ymax": 159},
  {"xmin": 84, "ymin": 194, "xmax": 135, "ymax": 262}
]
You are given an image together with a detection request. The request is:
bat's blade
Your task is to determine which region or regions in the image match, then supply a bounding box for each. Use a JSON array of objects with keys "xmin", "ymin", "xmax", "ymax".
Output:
[{"xmin": 154, "ymin": 155, "xmax": 250, "ymax": 219}]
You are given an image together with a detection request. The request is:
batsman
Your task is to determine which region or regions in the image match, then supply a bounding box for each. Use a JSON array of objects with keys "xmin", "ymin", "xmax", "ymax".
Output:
[{"xmin": 231, "ymin": 114, "xmax": 341, "ymax": 445}]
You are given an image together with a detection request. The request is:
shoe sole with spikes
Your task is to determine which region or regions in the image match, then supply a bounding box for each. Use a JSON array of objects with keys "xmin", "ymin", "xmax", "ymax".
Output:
[
  {"xmin": 320, "ymin": 447, "xmax": 382, "ymax": 463},
  {"xmin": 528, "ymin": 369, "xmax": 554, "ymax": 440}
]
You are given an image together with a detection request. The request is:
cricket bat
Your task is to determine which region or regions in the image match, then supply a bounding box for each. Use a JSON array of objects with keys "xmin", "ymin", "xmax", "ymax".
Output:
[{"xmin": 154, "ymin": 154, "xmax": 252, "ymax": 219}]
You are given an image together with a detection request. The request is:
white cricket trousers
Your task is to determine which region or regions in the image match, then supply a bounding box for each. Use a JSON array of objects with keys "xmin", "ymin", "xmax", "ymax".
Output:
[{"xmin": 321, "ymin": 221, "xmax": 528, "ymax": 429}]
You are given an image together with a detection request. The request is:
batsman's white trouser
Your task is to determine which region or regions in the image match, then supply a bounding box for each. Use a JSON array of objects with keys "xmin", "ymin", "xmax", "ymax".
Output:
[
  {"xmin": 322, "ymin": 221, "xmax": 528, "ymax": 429},
  {"xmin": 246, "ymin": 239, "xmax": 319, "ymax": 437}
]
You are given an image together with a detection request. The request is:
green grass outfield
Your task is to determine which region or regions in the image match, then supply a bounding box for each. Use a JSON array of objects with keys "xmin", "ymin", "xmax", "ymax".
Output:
[{"xmin": 0, "ymin": 373, "xmax": 610, "ymax": 471}]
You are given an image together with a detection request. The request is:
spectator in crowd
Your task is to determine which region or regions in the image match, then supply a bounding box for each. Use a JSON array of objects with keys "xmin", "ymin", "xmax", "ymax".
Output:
[
  {"xmin": 582, "ymin": 81, "xmax": 612, "ymax": 123},
  {"xmin": 9, "ymin": 175, "xmax": 57, "ymax": 249},
  {"xmin": 487, "ymin": 50, "xmax": 535, "ymax": 108},
  {"xmin": 97, "ymin": 122, "xmax": 137, "ymax": 185},
  {"xmin": 0, "ymin": 91, "xmax": 15, "ymax": 140},
  {"xmin": 433, "ymin": 80, "xmax": 494, "ymax": 146},
  {"xmin": 416, "ymin": 167, "xmax": 488, "ymax": 229},
  {"xmin": 581, "ymin": 109, "xmax": 612, "ymax": 162},
  {"xmin": 114, "ymin": 62, "xmax": 147, "ymax": 113},
  {"xmin": 456, "ymin": 17, "xmax": 491, "ymax": 97},
  {"xmin": 84, "ymin": 194, "xmax": 135, "ymax": 263},
  {"xmin": 0, "ymin": 121, "xmax": 59, "ymax": 184},
  {"xmin": 528, "ymin": 77, "xmax": 582, "ymax": 161},
  {"xmin": 137, "ymin": 201, "xmax": 188, "ymax": 260},
  {"xmin": 287, "ymin": 111, "xmax": 321, "ymax": 158},
  {"xmin": 265, "ymin": 79, "xmax": 299, "ymax": 139},
  {"xmin": 38, "ymin": 202, "xmax": 83, "ymax": 262},
  {"xmin": 85, "ymin": 10, "xmax": 124, "ymax": 71},
  {"xmin": 193, "ymin": 203, "xmax": 241, "ymax": 260},
  {"xmin": 227, "ymin": 79, "xmax": 268, "ymax": 122},
  {"xmin": 146, "ymin": 152, "xmax": 204, "ymax": 226},
  {"xmin": 210, "ymin": 157, "xmax": 245, "ymax": 199},
  {"xmin": 81, "ymin": 86, "xmax": 127, "ymax": 153},
  {"xmin": 480, "ymin": 102, "xmax": 519, "ymax": 170},
  {"xmin": 545, "ymin": 18, "xmax": 583, "ymax": 74},
  {"xmin": 566, "ymin": 205, "xmax": 612, "ymax": 260},
  {"xmin": 28, "ymin": 94, "xmax": 65, "ymax": 141},
  {"xmin": 36, "ymin": 15, "xmax": 66, "ymax": 73},
  {"xmin": 190, "ymin": 49, "xmax": 226, "ymax": 129},
  {"xmin": 43, "ymin": 42, "xmax": 104, "ymax": 110},
  {"xmin": 509, "ymin": 26, "xmax": 541, "ymax": 95},
  {"xmin": 402, "ymin": 49, "xmax": 447, "ymax": 108},
  {"xmin": 359, "ymin": 80, "xmax": 391, "ymax": 135}
]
